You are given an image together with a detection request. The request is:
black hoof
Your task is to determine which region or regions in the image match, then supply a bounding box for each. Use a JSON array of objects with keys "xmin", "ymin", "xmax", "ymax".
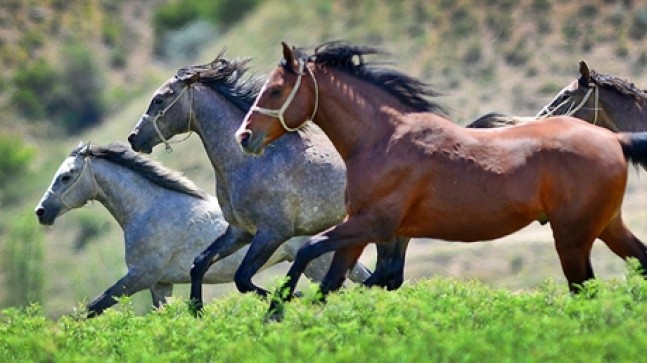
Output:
[{"xmin": 188, "ymin": 298, "xmax": 204, "ymax": 318}]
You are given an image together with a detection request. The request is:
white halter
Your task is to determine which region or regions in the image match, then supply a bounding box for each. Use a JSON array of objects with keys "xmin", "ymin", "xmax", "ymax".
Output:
[
  {"xmin": 535, "ymin": 82, "xmax": 599, "ymax": 124},
  {"xmin": 47, "ymin": 156, "xmax": 98, "ymax": 210},
  {"xmin": 251, "ymin": 60, "xmax": 319, "ymax": 132},
  {"xmin": 145, "ymin": 85, "xmax": 195, "ymax": 152}
]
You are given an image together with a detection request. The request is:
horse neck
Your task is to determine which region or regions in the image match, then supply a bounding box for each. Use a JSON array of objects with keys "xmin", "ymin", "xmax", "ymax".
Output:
[
  {"xmin": 313, "ymin": 69, "xmax": 401, "ymax": 159},
  {"xmin": 189, "ymin": 86, "xmax": 248, "ymax": 175},
  {"xmin": 594, "ymin": 88, "xmax": 647, "ymax": 132},
  {"xmin": 91, "ymin": 158, "xmax": 164, "ymax": 228}
]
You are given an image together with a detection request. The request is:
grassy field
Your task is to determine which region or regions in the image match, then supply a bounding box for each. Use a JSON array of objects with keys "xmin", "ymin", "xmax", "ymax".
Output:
[{"xmin": 3, "ymin": 274, "xmax": 647, "ymax": 362}]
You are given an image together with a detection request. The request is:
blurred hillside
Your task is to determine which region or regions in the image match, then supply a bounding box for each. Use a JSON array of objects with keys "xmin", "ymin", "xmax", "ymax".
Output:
[{"xmin": 3, "ymin": 0, "xmax": 647, "ymax": 316}]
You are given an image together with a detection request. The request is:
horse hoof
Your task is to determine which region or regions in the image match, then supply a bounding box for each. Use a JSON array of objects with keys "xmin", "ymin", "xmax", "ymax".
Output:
[
  {"xmin": 293, "ymin": 290, "xmax": 304, "ymax": 298},
  {"xmin": 188, "ymin": 299, "xmax": 204, "ymax": 318},
  {"xmin": 264, "ymin": 310, "xmax": 284, "ymax": 323}
]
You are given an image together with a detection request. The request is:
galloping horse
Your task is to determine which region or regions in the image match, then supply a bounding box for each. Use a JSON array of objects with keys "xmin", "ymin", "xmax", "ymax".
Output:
[
  {"xmin": 127, "ymin": 55, "xmax": 409, "ymax": 311},
  {"xmin": 237, "ymin": 42, "xmax": 647, "ymax": 315},
  {"xmin": 35, "ymin": 142, "xmax": 368, "ymax": 316},
  {"xmin": 468, "ymin": 61, "xmax": 647, "ymax": 131},
  {"xmin": 536, "ymin": 61, "xmax": 647, "ymax": 131}
]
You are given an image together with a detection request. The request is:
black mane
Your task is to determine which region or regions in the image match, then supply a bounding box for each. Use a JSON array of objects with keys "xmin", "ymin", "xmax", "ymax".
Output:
[
  {"xmin": 589, "ymin": 69, "xmax": 647, "ymax": 102},
  {"xmin": 72, "ymin": 142, "xmax": 208, "ymax": 200},
  {"xmin": 299, "ymin": 41, "xmax": 446, "ymax": 115},
  {"xmin": 176, "ymin": 55, "xmax": 264, "ymax": 112}
]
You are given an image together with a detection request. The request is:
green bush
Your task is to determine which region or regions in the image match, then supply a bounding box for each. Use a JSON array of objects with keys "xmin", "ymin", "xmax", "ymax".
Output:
[
  {"xmin": 11, "ymin": 59, "xmax": 58, "ymax": 120},
  {"xmin": 152, "ymin": 0, "xmax": 261, "ymax": 56},
  {"xmin": 2, "ymin": 211, "xmax": 44, "ymax": 308},
  {"xmin": 629, "ymin": 7, "xmax": 647, "ymax": 40},
  {"xmin": 0, "ymin": 135, "xmax": 35, "ymax": 190}
]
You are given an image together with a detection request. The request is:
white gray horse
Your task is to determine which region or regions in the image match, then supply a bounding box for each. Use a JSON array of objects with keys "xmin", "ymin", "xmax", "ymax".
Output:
[
  {"xmin": 35, "ymin": 142, "xmax": 371, "ymax": 317},
  {"xmin": 127, "ymin": 56, "xmax": 409, "ymax": 311}
]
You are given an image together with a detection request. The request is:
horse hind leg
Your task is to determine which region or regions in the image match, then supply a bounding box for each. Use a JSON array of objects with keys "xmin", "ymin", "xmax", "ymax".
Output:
[
  {"xmin": 598, "ymin": 216, "xmax": 647, "ymax": 276},
  {"xmin": 150, "ymin": 282, "xmax": 173, "ymax": 308},
  {"xmin": 319, "ymin": 244, "xmax": 367, "ymax": 298},
  {"xmin": 364, "ymin": 236, "xmax": 410, "ymax": 291}
]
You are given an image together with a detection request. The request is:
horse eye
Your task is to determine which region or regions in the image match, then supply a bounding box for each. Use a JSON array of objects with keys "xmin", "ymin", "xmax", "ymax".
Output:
[
  {"xmin": 61, "ymin": 175, "xmax": 71, "ymax": 182},
  {"xmin": 153, "ymin": 97, "xmax": 163, "ymax": 105},
  {"xmin": 269, "ymin": 87, "xmax": 282, "ymax": 97}
]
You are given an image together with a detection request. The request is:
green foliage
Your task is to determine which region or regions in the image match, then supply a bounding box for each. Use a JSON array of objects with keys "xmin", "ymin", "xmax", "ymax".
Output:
[
  {"xmin": 152, "ymin": 0, "xmax": 261, "ymax": 57},
  {"xmin": 11, "ymin": 41, "xmax": 105, "ymax": 133},
  {"xmin": 2, "ymin": 211, "xmax": 44, "ymax": 308},
  {"xmin": 629, "ymin": 6, "xmax": 647, "ymax": 40},
  {"xmin": 2, "ymin": 277, "xmax": 647, "ymax": 361},
  {"xmin": 0, "ymin": 135, "xmax": 35, "ymax": 197}
]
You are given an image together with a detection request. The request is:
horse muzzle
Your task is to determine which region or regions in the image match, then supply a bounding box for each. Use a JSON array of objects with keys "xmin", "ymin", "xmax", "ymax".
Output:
[
  {"xmin": 128, "ymin": 131, "xmax": 154, "ymax": 154},
  {"xmin": 236, "ymin": 129, "xmax": 266, "ymax": 156},
  {"xmin": 35, "ymin": 205, "xmax": 57, "ymax": 226}
]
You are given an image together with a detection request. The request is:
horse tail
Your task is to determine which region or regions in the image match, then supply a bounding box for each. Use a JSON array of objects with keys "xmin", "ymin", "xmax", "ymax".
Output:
[{"xmin": 619, "ymin": 132, "xmax": 647, "ymax": 170}]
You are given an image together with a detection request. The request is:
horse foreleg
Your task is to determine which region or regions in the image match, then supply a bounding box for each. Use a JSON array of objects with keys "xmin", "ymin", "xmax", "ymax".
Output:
[
  {"xmin": 87, "ymin": 271, "xmax": 154, "ymax": 317},
  {"xmin": 150, "ymin": 282, "xmax": 173, "ymax": 308},
  {"xmin": 190, "ymin": 225, "xmax": 253, "ymax": 314},
  {"xmin": 267, "ymin": 218, "xmax": 373, "ymax": 320},
  {"xmin": 234, "ymin": 229, "xmax": 294, "ymax": 297},
  {"xmin": 364, "ymin": 236, "xmax": 410, "ymax": 290}
]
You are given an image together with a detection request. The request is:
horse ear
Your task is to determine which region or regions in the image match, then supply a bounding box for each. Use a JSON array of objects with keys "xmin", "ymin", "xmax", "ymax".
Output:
[
  {"xmin": 79, "ymin": 141, "xmax": 91, "ymax": 157},
  {"xmin": 282, "ymin": 41, "xmax": 296, "ymax": 72},
  {"xmin": 578, "ymin": 60, "xmax": 591, "ymax": 85}
]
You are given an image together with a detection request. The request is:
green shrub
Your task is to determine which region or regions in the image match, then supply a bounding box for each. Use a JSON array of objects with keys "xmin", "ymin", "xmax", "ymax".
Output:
[
  {"xmin": 2, "ymin": 211, "xmax": 44, "ymax": 308},
  {"xmin": 629, "ymin": 7, "xmax": 647, "ymax": 40},
  {"xmin": 0, "ymin": 135, "xmax": 35, "ymax": 190},
  {"xmin": 11, "ymin": 59, "xmax": 58, "ymax": 120},
  {"xmin": 152, "ymin": 0, "xmax": 261, "ymax": 56},
  {"xmin": 11, "ymin": 40, "xmax": 105, "ymax": 133}
]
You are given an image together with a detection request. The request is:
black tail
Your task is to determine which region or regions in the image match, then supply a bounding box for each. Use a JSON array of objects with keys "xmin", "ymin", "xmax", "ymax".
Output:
[{"xmin": 620, "ymin": 132, "xmax": 647, "ymax": 170}]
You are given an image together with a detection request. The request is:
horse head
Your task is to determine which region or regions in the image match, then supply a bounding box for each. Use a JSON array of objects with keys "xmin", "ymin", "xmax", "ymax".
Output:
[
  {"xmin": 237, "ymin": 42, "xmax": 318, "ymax": 155},
  {"xmin": 35, "ymin": 142, "xmax": 97, "ymax": 225},
  {"xmin": 128, "ymin": 72, "xmax": 198, "ymax": 153}
]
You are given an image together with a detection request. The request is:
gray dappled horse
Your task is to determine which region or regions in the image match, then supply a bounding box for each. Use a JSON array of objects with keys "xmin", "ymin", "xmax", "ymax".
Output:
[
  {"xmin": 35, "ymin": 142, "xmax": 370, "ymax": 317},
  {"xmin": 127, "ymin": 56, "xmax": 409, "ymax": 311}
]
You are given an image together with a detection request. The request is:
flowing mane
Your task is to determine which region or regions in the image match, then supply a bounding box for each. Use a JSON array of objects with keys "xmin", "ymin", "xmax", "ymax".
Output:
[
  {"xmin": 300, "ymin": 41, "xmax": 446, "ymax": 115},
  {"xmin": 589, "ymin": 69, "xmax": 647, "ymax": 102},
  {"xmin": 72, "ymin": 142, "xmax": 208, "ymax": 200},
  {"xmin": 176, "ymin": 54, "xmax": 264, "ymax": 112}
]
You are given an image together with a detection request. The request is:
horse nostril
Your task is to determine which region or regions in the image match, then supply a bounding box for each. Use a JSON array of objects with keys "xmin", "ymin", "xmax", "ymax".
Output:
[
  {"xmin": 127, "ymin": 133, "xmax": 136, "ymax": 146},
  {"xmin": 35, "ymin": 207, "xmax": 45, "ymax": 217},
  {"xmin": 238, "ymin": 130, "xmax": 252, "ymax": 147}
]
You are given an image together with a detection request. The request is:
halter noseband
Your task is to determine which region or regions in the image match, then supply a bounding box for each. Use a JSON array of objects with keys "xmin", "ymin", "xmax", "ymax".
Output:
[
  {"xmin": 535, "ymin": 82, "xmax": 599, "ymax": 124},
  {"xmin": 146, "ymin": 84, "xmax": 195, "ymax": 152},
  {"xmin": 47, "ymin": 156, "xmax": 99, "ymax": 210},
  {"xmin": 251, "ymin": 60, "xmax": 319, "ymax": 132}
]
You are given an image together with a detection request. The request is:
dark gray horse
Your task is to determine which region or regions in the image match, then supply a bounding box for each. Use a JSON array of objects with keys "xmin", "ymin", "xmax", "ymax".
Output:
[
  {"xmin": 468, "ymin": 61, "xmax": 647, "ymax": 131},
  {"xmin": 127, "ymin": 56, "xmax": 409, "ymax": 311}
]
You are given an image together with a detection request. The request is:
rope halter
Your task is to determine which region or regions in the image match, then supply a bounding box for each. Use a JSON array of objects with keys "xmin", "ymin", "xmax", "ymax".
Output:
[
  {"xmin": 535, "ymin": 82, "xmax": 599, "ymax": 124},
  {"xmin": 145, "ymin": 85, "xmax": 195, "ymax": 152},
  {"xmin": 47, "ymin": 156, "xmax": 99, "ymax": 210},
  {"xmin": 251, "ymin": 59, "xmax": 319, "ymax": 132}
]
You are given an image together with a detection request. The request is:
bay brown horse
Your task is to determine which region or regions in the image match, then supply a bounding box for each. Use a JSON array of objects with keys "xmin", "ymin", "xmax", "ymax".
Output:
[{"xmin": 237, "ymin": 42, "xmax": 647, "ymax": 316}]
